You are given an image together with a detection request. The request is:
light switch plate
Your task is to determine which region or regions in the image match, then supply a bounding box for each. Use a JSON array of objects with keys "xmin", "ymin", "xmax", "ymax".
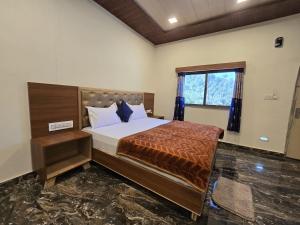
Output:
[
  {"xmin": 48, "ymin": 120, "xmax": 73, "ymax": 132},
  {"xmin": 264, "ymin": 95, "xmax": 274, "ymax": 100}
]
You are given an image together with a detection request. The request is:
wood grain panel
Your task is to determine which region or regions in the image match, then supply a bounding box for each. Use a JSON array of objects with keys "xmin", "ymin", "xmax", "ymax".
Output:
[
  {"xmin": 44, "ymin": 142, "xmax": 79, "ymax": 165},
  {"xmin": 143, "ymin": 92, "xmax": 154, "ymax": 114},
  {"xmin": 93, "ymin": 149, "xmax": 205, "ymax": 215},
  {"xmin": 31, "ymin": 131, "xmax": 92, "ymax": 184},
  {"xmin": 94, "ymin": 0, "xmax": 300, "ymax": 44},
  {"xmin": 32, "ymin": 130, "xmax": 91, "ymax": 147},
  {"xmin": 28, "ymin": 82, "xmax": 79, "ymax": 138},
  {"xmin": 176, "ymin": 61, "xmax": 246, "ymax": 73}
]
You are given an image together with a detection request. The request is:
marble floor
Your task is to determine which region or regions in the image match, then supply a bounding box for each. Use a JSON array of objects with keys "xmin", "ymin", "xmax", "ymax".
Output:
[{"xmin": 0, "ymin": 146, "xmax": 300, "ymax": 225}]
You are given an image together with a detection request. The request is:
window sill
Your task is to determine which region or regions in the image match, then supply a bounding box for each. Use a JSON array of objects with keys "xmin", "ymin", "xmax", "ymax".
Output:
[{"xmin": 185, "ymin": 104, "xmax": 230, "ymax": 109}]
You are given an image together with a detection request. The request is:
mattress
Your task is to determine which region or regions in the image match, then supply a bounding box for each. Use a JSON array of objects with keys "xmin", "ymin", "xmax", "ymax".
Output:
[{"xmin": 83, "ymin": 117, "xmax": 192, "ymax": 187}]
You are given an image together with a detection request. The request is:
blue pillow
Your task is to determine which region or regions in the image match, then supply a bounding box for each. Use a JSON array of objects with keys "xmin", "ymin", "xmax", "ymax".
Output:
[{"xmin": 116, "ymin": 100, "xmax": 133, "ymax": 122}]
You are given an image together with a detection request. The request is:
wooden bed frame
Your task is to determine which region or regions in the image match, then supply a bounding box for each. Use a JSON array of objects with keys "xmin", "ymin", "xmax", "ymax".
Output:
[
  {"xmin": 93, "ymin": 149, "xmax": 206, "ymax": 220},
  {"xmin": 78, "ymin": 87, "xmax": 216, "ymax": 221}
]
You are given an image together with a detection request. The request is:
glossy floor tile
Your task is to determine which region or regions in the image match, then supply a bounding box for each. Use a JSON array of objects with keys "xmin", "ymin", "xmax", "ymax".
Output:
[{"xmin": 0, "ymin": 146, "xmax": 299, "ymax": 225}]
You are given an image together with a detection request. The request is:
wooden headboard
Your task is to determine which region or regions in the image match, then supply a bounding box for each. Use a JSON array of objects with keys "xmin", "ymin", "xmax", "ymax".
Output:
[
  {"xmin": 28, "ymin": 82, "xmax": 79, "ymax": 138},
  {"xmin": 79, "ymin": 87, "xmax": 154, "ymax": 128},
  {"xmin": 28, "ymin": 83, "xmax": 155, "ymax": 136}
]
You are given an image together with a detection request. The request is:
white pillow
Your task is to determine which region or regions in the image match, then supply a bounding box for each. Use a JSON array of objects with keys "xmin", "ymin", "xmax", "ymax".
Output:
[
  {"xmin": 128, "ymin": 103, "xmax": 148, "ymax": 121},
  {"xmin": 86, "ymin": 103, "xmax": 121, "ymax": 129}
]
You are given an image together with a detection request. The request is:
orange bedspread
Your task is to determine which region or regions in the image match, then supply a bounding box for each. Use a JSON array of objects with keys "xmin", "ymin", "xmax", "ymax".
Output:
[{"xmin": 117, "ymin": 121, "xmax": 224, "ymax": 191}]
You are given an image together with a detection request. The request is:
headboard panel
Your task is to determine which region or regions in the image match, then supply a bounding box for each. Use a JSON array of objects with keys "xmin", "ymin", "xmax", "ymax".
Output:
[
  {"xmin": 28, "ymin": 82, "xmax": 79, "ymax": 138},
  {"xmin": 79, "ymin": 88, "xmax": 145, "ymax": 128}
]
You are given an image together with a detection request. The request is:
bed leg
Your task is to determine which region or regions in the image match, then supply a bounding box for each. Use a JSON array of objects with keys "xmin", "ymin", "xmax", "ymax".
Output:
[
  {"xmin": 191, "ymin": 212, "xmax": 198, "ymax": 221},
  {"xmin": 44, "ymin": 177, "xmax": 56, "ymax": 189},
  {"xmin": 82, "ymin": 162, "xmax": 91, "ymax": 170}
]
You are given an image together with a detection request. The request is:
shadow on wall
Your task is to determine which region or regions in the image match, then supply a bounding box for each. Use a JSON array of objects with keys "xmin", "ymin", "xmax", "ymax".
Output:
[{"xmin": 0, "ymin": 142, "xmax": 32, "ymax": 183}]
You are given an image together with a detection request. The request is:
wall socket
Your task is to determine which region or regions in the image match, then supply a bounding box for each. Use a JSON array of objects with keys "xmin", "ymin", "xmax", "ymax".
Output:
[
  {"xmin": 146, "ymin": 109, "xmax": 152, "ymax": 114},
  {"xmin": 264, "ymin": 90, "xmax": 279, "ymax": 100},
  {"xmin": 48, "ymin": 120, "xmax": 73, "ymax": 132}
]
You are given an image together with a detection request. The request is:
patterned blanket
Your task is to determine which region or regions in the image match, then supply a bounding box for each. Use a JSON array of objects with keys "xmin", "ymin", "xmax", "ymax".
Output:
[{"xmin": 117, "ymin": 121, "xmax": 224, "ymax": 191}]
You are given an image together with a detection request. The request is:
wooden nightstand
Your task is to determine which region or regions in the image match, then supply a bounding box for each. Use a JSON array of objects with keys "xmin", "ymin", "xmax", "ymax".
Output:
[
  {"xmin": 31, "ymin": 131, "xmax": 92, "ymax": 188},
  {"xmin": 149, "ymin": 115, "xmax": 165, "ymax": 119}
]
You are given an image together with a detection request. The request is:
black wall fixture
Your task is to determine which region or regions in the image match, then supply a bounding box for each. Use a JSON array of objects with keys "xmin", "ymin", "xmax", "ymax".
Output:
[{"xmin": 275, "ymin": 37, "xmax": 284, "ymax": 48}]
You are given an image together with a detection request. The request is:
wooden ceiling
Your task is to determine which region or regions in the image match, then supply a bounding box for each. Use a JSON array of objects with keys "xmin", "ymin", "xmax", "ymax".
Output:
[
  {"xmin": 135, "ymin": 0, "xmax": 277, "ymax": 31},
  {"xmin": 94, "ymin": 0, "xmax": 300, "ymax": 45}
]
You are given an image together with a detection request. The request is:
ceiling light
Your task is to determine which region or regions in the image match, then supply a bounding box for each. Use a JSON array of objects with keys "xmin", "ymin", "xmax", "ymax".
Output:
[
  {"xmin": 168, "ymin": 17, "xmax": 178, "ymax": 24},
  {"xmin": 237, "ymin": 0, "xmax": 247, "ymax": 3}
]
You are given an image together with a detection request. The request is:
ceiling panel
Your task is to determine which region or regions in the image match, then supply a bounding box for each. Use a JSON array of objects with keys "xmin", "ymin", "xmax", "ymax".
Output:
[
  {"xmin": 94, "ymin": 0, "xmax": 300, "ymax": 44},
  {"xmin": 168, "ymin": 0, "xmax": 198, "ymax": 26},
  {"xmin": 191, "ymin": 0, "xmax": 211, "ymax": 22},
  {"xmin": 135, "ymin": 0, "xmax": 281, "ymax": 30},
  {"xmin": 207, "ymin": 0, "xmax": 226, "ymax": 18}
]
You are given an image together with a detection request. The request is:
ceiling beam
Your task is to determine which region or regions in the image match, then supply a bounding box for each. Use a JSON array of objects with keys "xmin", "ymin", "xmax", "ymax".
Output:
[{"xmin": 94, "ymin": 0, "xmax": 300, "ymax": 45}]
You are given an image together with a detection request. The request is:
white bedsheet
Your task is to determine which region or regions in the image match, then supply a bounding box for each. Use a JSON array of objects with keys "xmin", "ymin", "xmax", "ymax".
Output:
[
  {"xmin": 83, "ymin": 117, "xmax": 169, "ymax": 153},
  {"xmin": 83, "ymin": 117, "xmax": 191, "ymax": 187}
]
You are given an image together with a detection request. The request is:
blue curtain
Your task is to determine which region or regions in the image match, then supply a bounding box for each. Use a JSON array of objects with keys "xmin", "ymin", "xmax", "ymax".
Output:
[
  {"xmin": 173, "ymin": 73, "xmax": 185, "ymax": 121},
  {"xmin": 227, "ymin": 71, "xmax": 244, "ymax": 132}
]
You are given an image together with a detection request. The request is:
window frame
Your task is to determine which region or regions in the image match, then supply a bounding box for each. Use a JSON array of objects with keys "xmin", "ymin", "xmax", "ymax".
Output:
[{"xmin": 184, "ymin": 69, "xmax": 237, "ymax": 108}]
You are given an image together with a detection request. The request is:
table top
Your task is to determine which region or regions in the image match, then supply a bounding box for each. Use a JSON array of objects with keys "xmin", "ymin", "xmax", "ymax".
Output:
[{"xmin": 31, "ymin": 130, "xmax": 91, "ymax": 147}]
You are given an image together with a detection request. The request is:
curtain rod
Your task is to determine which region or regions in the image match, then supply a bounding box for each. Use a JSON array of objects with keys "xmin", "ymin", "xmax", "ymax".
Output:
[{"xmin": 176, "ymin": 61, "xmax": 246, "ymax": 74}]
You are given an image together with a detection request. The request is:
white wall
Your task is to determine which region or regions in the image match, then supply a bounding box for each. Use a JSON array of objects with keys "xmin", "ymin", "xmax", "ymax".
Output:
[
  {"xmin": 0, "ymin": 0, "xmax": 155, "ymax": 183},
  {"xmin": 153, "ymin": 14, "xmax": 300, "ymax": 154}
]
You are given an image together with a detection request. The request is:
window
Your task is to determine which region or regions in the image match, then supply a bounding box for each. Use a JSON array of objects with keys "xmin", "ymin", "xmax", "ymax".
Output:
[{"xmin": 184, "ymin": 71, "xmax": 236, "ymax": 107}]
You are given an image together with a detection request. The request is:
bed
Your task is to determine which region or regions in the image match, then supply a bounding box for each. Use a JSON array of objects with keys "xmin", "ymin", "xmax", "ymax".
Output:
[
  {"xmin": 83, "ymin": 118, "xmax": 194, "ymax": 186},
  {"xmin": 79, "ymin": 87, "xmax": 223, "ymax": 220}
]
